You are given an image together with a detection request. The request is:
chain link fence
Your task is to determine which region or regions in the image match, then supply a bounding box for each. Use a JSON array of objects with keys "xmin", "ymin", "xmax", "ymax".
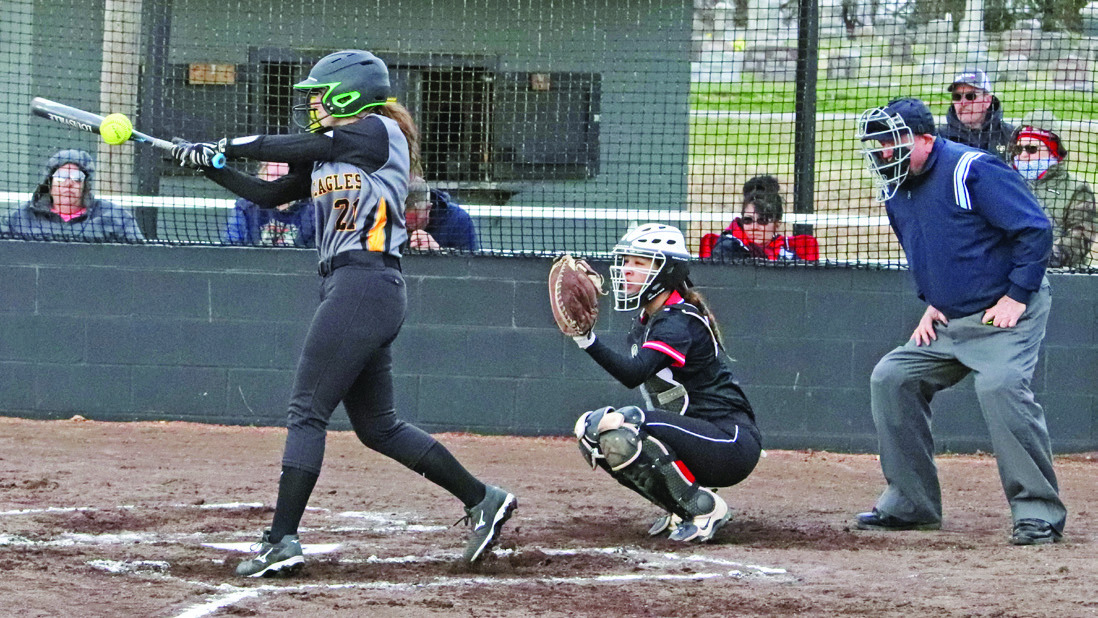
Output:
[{"xmin": 1, "ymin": 0, "xmax": 1094, "ymax": 269}]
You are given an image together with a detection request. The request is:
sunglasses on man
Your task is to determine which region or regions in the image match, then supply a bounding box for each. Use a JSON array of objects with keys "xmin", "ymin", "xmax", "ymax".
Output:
[
  {"xmin": 1011, "ymin": 144, "xmax": 1045, "ymax": 156},
  {"xmin": 951, "ymin": 92, "xmax": 983, "ymax": 102},
  {"xmin": 740, "ymin": 215, "xmax": 774, "ymax": 226}
]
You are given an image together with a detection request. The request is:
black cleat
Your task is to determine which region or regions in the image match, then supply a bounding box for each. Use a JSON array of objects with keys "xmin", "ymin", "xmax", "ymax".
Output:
[
  {"xmin": 854, "ymin": 508, "xmax": 941, "ymax": 531},
  {"xmin": 235, "ymin": 531, "xmax": 304, "ymax": 577},
  {"xmin": 1010, "ymin": 519, "xmax": 1062, "ymax": 545},
  {"xmin": 461, "ymin": 485, "xmax": 517, "ymax": 563}
]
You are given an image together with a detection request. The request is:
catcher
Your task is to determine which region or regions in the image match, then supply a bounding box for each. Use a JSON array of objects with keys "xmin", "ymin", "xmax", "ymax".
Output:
[{"xmin": 550, "ymin": 223, "xmax": 762, "ymax": 542}]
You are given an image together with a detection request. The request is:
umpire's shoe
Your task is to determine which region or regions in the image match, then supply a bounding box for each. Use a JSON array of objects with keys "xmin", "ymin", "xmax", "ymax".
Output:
[
  {"xmin": 462, "ymin": 484, "xmax": 517, "ymax": 563},
  {"xmin": 1010, "ymin": 519, "xmax": 1062, "ymax": 545},
  {"xmin": 235, "ymin": 531, "xmax": 304, "ymax": 577},
  {"xmin": 668, "ymin": 490, "xmax": 731, "ymax": 543},
  {"xmin": 854, "ymin": 508, "xmax": 941, "ymax": 531}
]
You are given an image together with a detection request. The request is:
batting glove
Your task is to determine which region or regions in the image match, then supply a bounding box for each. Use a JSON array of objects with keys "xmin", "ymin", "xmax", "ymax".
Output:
[{"xmin": 171, "ymin": 138, "xmax": 226, "ymax": 168}]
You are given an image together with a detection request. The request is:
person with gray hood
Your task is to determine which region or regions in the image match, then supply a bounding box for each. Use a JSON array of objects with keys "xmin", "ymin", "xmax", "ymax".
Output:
[{"xmin": 2, "ymin": 149, "xmax": 144, "ymax": 243}]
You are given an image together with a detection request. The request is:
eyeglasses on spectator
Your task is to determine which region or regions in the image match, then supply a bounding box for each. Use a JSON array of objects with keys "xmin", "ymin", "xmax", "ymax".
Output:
[
  {"xmin": 1012, "ymin": 144, "xmax": 1044, "ymax": 155},
  {"xmin": 951, "ymin": 92, "xmax": 982, "ymax": 102},
  {"xmin": 740, "ymin": 215, "xmax": 774, "ymax": 226},
  {"xmin": 53, "ymin": 168, "xmax": 86, "ymax": 182}
]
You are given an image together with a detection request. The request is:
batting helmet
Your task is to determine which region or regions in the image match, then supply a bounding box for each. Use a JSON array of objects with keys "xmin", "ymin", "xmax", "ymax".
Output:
[
  {"xmin": 610, "ymin": 223, "xmax": 692, "ymax": 312},
  {"xmin": 293, "ymin": 50, "xmax": 392, "ymax": 130}
]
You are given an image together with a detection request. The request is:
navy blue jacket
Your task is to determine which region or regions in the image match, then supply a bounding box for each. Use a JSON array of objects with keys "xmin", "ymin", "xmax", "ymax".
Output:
[
  {"xmin": 886, "ymin": 138, "xmax": 1052, "ymax": 319},
  {"xmin": 223, "ymin": 198, "xmax": 316, "ymax": 248},
  {"xmin": 425, "ymin": 190, "xmax": 479, "ymax": 251},
  {"xmin": 3, "ymin": 149, "xmax": 144, "ymax": 244}
]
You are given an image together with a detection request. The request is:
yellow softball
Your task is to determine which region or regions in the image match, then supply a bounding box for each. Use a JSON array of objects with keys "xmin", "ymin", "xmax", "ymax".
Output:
[{"xmin": 100, "ymin": 113, "xmax": 133, "ymax": 145}]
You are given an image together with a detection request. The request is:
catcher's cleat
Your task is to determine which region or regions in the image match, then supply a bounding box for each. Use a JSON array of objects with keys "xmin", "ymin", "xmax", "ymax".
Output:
[
  {"xmin": 1010, "ymin": 519, "xmax": 1062, "ymax": 545},
  {"xmin": 854, "ymin": 508, "xmax": 941, "ymax": 531},
  {"xmin": 668, "ymin": 490, "xmax": 730, "ymax": 543},
  {"xmin": 235, "ymin": 531, "xmax": 304, "ymax": 577},
  {"xmin": 647, "ymin": 512, "xmax": 682, "ymax": 537},
  {"xmin": 461, "ymin": 485, "xmax": 517, "ymax": 563}
]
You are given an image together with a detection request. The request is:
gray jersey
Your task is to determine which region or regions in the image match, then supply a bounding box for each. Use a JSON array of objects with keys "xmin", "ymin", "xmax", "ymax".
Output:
[
  {"xmin": 215, "ymin": 113, "xmax": 410, "ymax": 261},
  {"xmin": 311, "ymin": 116, "xmax": 409, "ymax": 260}
]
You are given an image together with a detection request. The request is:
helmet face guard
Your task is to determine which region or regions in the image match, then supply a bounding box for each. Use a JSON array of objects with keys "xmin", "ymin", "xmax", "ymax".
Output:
[
  {"xmin": 609, "ymin": 223, "xmax": 691, "ymax": 312},
  {"xmin": 611, "ymin": 249, "xmax": 665, "ymax": 311},
  {"xmin": 857, "ymin": 107, "xmax": 914, "ymax": 202}
]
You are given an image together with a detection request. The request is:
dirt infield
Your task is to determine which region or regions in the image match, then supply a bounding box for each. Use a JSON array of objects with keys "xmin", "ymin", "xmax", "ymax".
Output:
[{"xmin": 2, "ymin": 417, "xmax": 1096, "ymax": 617}]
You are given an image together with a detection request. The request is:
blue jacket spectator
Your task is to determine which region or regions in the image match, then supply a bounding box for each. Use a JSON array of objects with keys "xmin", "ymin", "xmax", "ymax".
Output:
[
  {"xmin": 223, "ymin": 198, "xmax": 316, "ymax": 247},
  {"xmin": 221, "ymin": 161, "xmax": 316, "ymax": 247},
  {"xmin": 405, "ymin": 177, "xmax": 479, "ymax": 251},
  {"xmin": 2, "ymin": 149, "xmax": 144, "ymax": 243}
]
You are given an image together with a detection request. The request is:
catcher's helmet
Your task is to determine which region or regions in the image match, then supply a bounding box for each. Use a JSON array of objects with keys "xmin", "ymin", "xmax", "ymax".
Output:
[
  {"xmin": 293, "ymin": 50, "xmax": 392, "ymax": 131},
  {"xmin": 610, "ymin": 223, "xmax": 691, "ymax": 312}
]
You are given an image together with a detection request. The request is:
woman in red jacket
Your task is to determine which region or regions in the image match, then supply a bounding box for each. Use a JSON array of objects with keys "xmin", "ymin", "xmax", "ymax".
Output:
[{"xmin": 704, "ymin": 190, "xmax": 819, "ymax": 261}]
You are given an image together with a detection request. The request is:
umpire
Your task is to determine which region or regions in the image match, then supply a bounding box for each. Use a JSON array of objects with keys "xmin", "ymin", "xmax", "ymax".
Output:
[{"xmin": 854, "ymin": 98, "xmax": 1066, "ymax": 545}]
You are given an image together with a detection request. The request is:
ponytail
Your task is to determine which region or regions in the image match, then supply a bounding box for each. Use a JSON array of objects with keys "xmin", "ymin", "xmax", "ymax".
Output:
[
  {"xmin": 680, "ymin": 287, "xmax": 725, "ymax": 348},
  {"xmin": 372, "ymin": 101, "xmax": 422, "ymax": 179}
]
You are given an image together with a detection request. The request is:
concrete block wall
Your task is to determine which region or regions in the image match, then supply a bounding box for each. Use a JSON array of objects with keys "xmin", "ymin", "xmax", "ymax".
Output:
[{"xmin": 1, "ymin": 240, "xmax": 1095, "ymax": 453}]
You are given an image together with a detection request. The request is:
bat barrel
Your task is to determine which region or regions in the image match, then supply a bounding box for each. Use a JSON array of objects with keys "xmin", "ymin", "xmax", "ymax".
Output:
[{"xmin": 31, "ymin": 97, "xmax": 225, "ymax": 169}]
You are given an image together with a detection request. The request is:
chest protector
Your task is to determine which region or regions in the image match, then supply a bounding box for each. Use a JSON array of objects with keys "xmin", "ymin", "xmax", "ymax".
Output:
[{"xmin": 638, "ymin": 304, "xmax": 721, "ymax": 416}]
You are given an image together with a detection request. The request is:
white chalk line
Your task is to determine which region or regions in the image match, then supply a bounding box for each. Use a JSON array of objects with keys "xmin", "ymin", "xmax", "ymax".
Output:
[
  {"xmin": 164, "ymin": 545, "xmax": 790, "ymax": 618},
  {"xmin": 0, "ymin": 502, "xmax": 262, "ymax": 517},
  {"xmin": 0, "ymin": 503, "xmax": 448, "ymax": 550},
  {"xmin": 4, "ymin": 501, "xmax": 792, "ymax": 617}
]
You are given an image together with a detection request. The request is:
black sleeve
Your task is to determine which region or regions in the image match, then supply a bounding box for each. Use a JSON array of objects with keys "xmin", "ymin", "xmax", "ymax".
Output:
[
  {"xmin": 224, "ymin": 116, "xmax": 390, "ymax": 174},
  {"xmin": 203, "ymin": 164, "xmax": 312, "ymax": 208},
  {"xmin": 584, "ymin": 339, "xmax": 672, "ymax": 388},
  {"xmin": 223, "ymin": 132, "xmax": 335, "ymax": 164}
]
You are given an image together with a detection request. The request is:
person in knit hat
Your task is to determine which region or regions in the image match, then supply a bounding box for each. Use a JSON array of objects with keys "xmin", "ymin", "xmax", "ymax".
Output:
[
  {"xmin": 2, "ymin": 149, "xmax": 144, "ymax": 243},
  {"xmin": 1009, "ymin": 110, "xmax": 1095, "ymax": 268}
]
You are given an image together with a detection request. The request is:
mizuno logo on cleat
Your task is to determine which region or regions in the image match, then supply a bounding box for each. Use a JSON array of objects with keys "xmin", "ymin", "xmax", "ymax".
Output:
[{"xmin": 475, "ymin": 513, "xmax": 487, "ymax": 530}]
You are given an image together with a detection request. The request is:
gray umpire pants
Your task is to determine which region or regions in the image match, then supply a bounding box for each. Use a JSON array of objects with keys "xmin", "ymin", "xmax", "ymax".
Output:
[{"xmin": 869, "ymin": 279, "xmax": 1066, "ymax": 532}]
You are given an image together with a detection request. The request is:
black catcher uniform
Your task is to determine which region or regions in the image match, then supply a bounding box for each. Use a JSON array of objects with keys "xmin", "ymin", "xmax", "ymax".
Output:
[{"xmin": 573, "ymin": 223, "xmax": 761, "ymax": 543}]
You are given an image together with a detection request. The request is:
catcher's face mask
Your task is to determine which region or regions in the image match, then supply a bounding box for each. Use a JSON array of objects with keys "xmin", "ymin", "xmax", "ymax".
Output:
[
  {"xmin": 857, "ymin": 107, "xmax": 914, "ymax": 202},
  {"xmin": 610, "ymin": 223, "xmax": 691, "ymax": 312}
]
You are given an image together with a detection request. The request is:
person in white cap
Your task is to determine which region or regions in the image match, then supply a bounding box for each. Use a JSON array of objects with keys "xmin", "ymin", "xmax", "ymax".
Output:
[{"xmin": 937, "ymin": 68, "xmax": 1015, "ymax": 160}]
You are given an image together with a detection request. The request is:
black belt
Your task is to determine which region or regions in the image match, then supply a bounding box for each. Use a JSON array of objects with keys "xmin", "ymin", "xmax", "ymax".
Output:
[{"xmin": 318, "ymin": 250, "xmax": 401, "ymax": 276}]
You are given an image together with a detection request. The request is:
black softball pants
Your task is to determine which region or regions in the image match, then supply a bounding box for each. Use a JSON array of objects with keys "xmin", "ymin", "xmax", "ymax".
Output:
[
  {"xmin": 281, "ymin": 261, "xmax": 436, "ymax": 475},
  {"xmin": 642, "ymin": 409, "xmax": 761, "ymax": 489}
]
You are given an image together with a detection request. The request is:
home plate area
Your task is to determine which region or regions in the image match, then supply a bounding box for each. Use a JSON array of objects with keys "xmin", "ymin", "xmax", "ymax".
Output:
[{"xmin": 3, "ymin": 501, "xmax": 791, "ymax": 616}]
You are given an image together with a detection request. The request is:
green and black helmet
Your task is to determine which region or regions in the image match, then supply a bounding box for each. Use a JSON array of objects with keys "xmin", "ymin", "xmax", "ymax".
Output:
[{"xmin": 293, "ymin": 50, "xmax": 392, "ymax": 131}]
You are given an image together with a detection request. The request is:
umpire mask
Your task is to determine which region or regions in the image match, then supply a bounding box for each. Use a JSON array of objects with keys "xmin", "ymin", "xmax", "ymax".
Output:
[{"xmin": 857, "ymin": 107, "xmax": 915, "ymax": 202}]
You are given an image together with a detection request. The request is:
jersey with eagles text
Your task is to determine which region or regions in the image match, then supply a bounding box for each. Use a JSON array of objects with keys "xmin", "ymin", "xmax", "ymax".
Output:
[{"xmin": 211, "ymin": 113, "xmax": 409, "ymax": 261}]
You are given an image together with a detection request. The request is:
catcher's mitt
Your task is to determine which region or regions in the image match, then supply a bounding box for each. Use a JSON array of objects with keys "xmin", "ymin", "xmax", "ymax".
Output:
[{"xmin": 548, "ymin": 254, "xmax": 606, "ymax": 337}]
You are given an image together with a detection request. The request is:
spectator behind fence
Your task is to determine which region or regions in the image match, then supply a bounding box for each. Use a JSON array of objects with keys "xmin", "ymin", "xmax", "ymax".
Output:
[
  {"xmin": 1009, "ymin": 111, "xmax": 1095, "ymax": 269},
  {"xmin": 742, "ymin": 173, "xmax": 781, "ymax": 200},
  {"xmin": 938, "ymin": 69, "xmax": 1014, "ymax": 160},
  {"xmin": 855, "ymin": 97, "xmax": 1064, "ymax": 546},
  {"xmin": 2, "ymin": 149, "xmax": 144, "ymax": 243},
  {"xmin": 403, "ymin": 176, "xmax": 479, "ymax": 251},
  {"xmin": 701, "ymin": 186, "xmax": 819, "ymax": 261},
  {"xmin": 223, "ymin": 161, "xmax": 316, "ymax": 247}
]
